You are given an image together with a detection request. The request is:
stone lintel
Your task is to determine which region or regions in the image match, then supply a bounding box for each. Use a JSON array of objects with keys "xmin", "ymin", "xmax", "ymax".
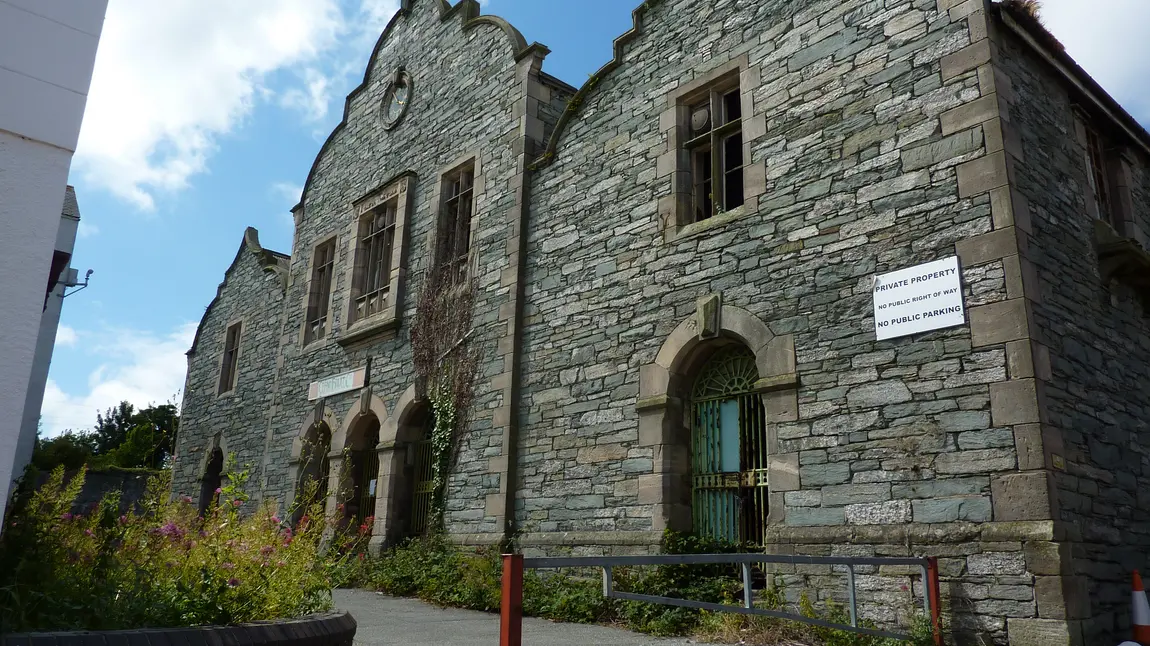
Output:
[
  {"xmin": 764, "ymin": 389, "xmax": 799, "ymax": 423},
  {"xmin": 955, "ymin": 226, "xmax": 1024, "ymax": 267},
  {"xmin": 635, "ymin": 394, "xmax": 680, "ymax": 412},
  {"xmin": 980, "ymin": 520, "xmax": 1057, "ymax": 542},
  {"xmin": 957, "ymin": 150, "xmax": 1012, "ymax": 198},
  {"xmin": 969, "ymin": 298, "xmax": 1033, "ymax": 347},
  {"xmin": 1023, "ymin": 540, "xmax": 1071, "ymax": 575},
  {"xmin": 768, "ymin": 453, "xmax": 800, "ymax": 491},
  {"xmin": 941, "ymin": 38, "xmax": 993, "ymax": 82},
  {"xmin": 1005, "ymin": 338, "xmax": 1035, "ymax": 379},
  {"xmin": 941, "ymin": 93, "xmax": 1002, "ymax": 135},
  {"xmin": 1036, "ymin": 575, "xmax": 1091, "ymax": 620},
  {"xmin": 762, "ymin": 334, "xmax": 796, "ymax": 377},
  {"xmin": 1005, "ymin": 618, "xmax": 1078, "ymax": 646},
  {"xmin": 485, "ymin": 493, "xmax": 503, "ymax": 516},
  {"xmin": 639, "ymin": 363, "xmax": 670, "ymax": 399},
  {"xmin": 991, "ymin": 186, "xmax": 1032, "ymax": 233},
  {"xmin": 992, "ymin": 471, "xmax": 1054, "ymax": 521},
  {"xmin": 754, "ymin": 373, "xmax": 799, "ymax": 393},
  {"xmin": 990, "ymin": 378, "xmax": 1043, "ymax": 426}
]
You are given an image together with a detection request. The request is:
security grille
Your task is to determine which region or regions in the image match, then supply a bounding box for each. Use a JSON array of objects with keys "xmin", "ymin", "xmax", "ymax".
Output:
[
  {"xmin": 409, "ymin": 438, "xmax": 435, "ymax": 536},
  {"xmin": 691, "ymin": 345, "xmax": 768, "ymax": 546},
  {"xmin": 354, "ymin": 425, "xmax": 380, "ymax": 526}
]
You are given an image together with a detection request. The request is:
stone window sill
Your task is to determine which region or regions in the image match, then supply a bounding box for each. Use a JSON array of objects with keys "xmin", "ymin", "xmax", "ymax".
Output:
[
  {"xmin": 337, "ymin": 315, "xmax": 400, "ymax": 346},
  {"xmin": 669, "ymin": 203, "xmax": 756, "ymax": 243},
  {"xmin": 1094, "ymin": 220, "xmax": 1150, "ymax": 297}
]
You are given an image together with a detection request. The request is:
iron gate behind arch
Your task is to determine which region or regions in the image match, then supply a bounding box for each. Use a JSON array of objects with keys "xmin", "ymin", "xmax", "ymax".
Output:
[
  {"xmin": 353, "ymin": 423, "xmax": 380, "ymax": 526},
  {"xmin": 409, "ymin": 438, "xmax": 434, "ymax": 536},
  {"xmin": 691, "ymin": 345, "xmax": 769, "ymax": 546}
]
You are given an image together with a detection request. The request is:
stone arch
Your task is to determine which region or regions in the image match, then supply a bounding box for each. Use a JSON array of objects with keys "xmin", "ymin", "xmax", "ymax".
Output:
[
  {"xmin": 334, "ymin": 391, "xmax": 389, "ymax": 454},
  {"xmin": 637, "ymin": 301, "xmax": 799, "ymax": 534},
  {"xmin": 337, "ymin": 410, "xmax": 383, "ymax": 530},
  {"xmin": 287, "ymin": 403, "xmax": 341, "ymax": 522}
]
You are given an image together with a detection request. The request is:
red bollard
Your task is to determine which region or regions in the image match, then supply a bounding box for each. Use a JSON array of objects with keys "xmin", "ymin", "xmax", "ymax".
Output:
[
  {"xmin": 500, "ymin": 554, "xmax": 523, "ymax": 646},
  {"xmin": 927, "ymin": 556, "xmax": 943, "ymax": 646}
]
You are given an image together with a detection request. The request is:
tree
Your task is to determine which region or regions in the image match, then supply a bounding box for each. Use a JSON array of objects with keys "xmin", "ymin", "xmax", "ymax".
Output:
[
  {"xmin": 92, "ymin": 402, "xmax": 136, "ymax": 456},
  {"xmin": 94, "ymin": 403, "xmax": 179, "ymax": 470},
  {"xmin": 31, "ymin": 431, "xmax": 94, "ymax": 472},
  {"xmin": 32, "ymin": 401, "xmax": 180, "ymax": 472}
]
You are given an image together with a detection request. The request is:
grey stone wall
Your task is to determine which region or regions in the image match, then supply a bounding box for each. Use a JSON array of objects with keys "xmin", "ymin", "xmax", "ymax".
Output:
[
  {"xmin": 518, "ymin": 0, "xmax": 1069, "ymax": 642},
  {"xmin": 262, "ymin": 0, "xmax": 528, "ymax": 535},
  {"xmin": 172, "ymin": 1, "xmax": 1150, "ymax": 643},
  {"xmin": 172, "ymin": 231, "xmax": 286, "ymax": 499},
  {"xmin": 995, "ymin": 19, "xmax": 1150, "ymax": 645}
]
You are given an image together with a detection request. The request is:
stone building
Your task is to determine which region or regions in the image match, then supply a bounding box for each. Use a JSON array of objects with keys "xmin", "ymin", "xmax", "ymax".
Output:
[{"xmin": 172, "ymin": 0, "xmax": 1150, "ymax": 643}]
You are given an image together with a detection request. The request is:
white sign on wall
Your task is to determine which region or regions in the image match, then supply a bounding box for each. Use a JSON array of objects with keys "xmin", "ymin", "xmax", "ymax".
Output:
[
  {"xmin": 873, "ymin": 256, "xmax": 965, "ymax": 341},
  {"xmin": 308, "ymin": 366, "xmax": 367, "ymax": 401}
]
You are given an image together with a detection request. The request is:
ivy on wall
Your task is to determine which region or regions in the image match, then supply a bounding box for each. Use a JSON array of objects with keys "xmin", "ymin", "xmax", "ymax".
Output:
[{"xmin": 409, "ymin": 265, "xmax": 482, "ymax": 531}]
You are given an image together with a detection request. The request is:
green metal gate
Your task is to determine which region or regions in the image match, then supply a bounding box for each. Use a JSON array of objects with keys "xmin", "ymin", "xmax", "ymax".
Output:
[{"xmin": 691, "ymin": 345, "xmax": 769, "ymax": 546}]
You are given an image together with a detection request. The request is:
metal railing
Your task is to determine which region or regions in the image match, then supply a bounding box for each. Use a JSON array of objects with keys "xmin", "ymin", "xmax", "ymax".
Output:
[{"xmin": 499, "ymin": 553, "xmax": 942, "ymax": 646}]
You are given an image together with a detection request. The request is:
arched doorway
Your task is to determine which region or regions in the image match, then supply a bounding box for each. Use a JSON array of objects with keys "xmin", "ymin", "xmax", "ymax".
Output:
[
  {"xmin": 294, "ymin": 421, "xmax": 332, "ymax": 523},
  {"xmin": 198, "ymin": 448, "xmax": 224, "ymax": 515},
  {"xmin": 344, "ymin": 414, "xmax": 381, "ymax": 527},
  {"xmin": 690, "ymin": 344, "xmax": 768, "ymax": 546}
]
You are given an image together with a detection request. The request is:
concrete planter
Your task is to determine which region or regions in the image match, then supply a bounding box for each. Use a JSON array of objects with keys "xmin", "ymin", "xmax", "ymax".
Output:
[{"xmin": 0, "ymin": 611, "xmax": 357, "ymax": 646}]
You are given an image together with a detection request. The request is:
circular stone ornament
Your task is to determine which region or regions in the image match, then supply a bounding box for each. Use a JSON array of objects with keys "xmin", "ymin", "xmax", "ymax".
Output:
[{"xmin": 382, "ymin": 69, "xmax": 413, "ymax": 130}]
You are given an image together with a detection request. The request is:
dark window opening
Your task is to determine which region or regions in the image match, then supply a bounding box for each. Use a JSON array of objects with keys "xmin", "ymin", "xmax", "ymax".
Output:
[
  {"xmin": 352, "ymin": 201, "xmax": 397, "ymax": 323},
  {"xmin": 198, "ymin": 448, "xmax": 224, "ymax": 516},
  {"xmin": 218, "ymin": 322, "xmax": 241, "ymax": 394},
  {"xmin": 687, "ymin": 86, "xmax": 744, "ymax": 222},
  {"xmin": 438, "ymin": 165, "xmax": 475, "ymax": 284},
  {"xmin": 1085, "ymin": 125, "xmax": 1116, "ymax": 228},
  {"xmin": 293, "ymin": 422, "xmax": 331, "ymax": 526},
  {"xmin": 305, "ymin": 240, "xmax": 336, "ymax": 343}
]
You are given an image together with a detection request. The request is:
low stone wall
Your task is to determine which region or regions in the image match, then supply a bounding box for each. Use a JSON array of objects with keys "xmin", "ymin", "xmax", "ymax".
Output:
[
  {"xmin": 0, "ymin": 611, "xmax": 357, "ymax": 646},
  {"xmin": 33, "ymin": 468, "xmax": 158, "ymax": 514}
]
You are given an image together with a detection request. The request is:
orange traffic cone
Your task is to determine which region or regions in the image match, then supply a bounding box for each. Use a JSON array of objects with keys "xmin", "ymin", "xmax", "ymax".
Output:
[{"xmin": 1133, "ymin": 570, "xmax": 1150, "ymax": 646}]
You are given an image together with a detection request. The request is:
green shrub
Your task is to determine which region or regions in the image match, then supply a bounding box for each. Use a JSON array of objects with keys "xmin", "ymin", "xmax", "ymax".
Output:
[
  {"xmin": 0, "ymin": 465, "xmax": 351, "ymax": 633},
  {"xmin": 356, "ymin": 530, "xmax": 939, "ymax": 645}
]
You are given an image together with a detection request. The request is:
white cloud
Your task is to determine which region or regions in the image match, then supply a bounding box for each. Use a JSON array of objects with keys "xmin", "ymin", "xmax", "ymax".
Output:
[
  {"xmin": 77, "ymin": 221, "xmax": 100, "ymax": 238},
  {"xmin": 270, "ymin": 181, "xmax": 304, "ymax": 231},
  {"xmin": 40, "ymin": 323, "xmax": 196, "ymax": 436},
  {"xmin": 270, "ymin": 182, "xmax": 304, "ymax": 205},
  {"xmin": 280, "ymin": 67, "xmax": 334, "ymax": 122},
  {"xmin": 74, "ymin": 0, "xmax": 349, "ymax": 210},
  {"xmin": 1037, "ymin": 0, "xmax": 1150, "ymax": 123},
  {"xmin": 56, "ymin": 325, "xmax": 78, "ymax": 347}
]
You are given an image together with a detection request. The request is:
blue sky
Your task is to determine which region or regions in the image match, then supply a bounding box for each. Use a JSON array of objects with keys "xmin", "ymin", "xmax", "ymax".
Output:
[{"xmin": 41, "ymin": 0, "xmax": 1150, "ymax": 436}]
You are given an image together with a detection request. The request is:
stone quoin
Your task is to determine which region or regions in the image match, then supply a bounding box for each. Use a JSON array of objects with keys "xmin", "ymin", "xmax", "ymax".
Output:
[{"xmin": 172, "ymin": 1, "xmax": 1150, "ymax": 645}]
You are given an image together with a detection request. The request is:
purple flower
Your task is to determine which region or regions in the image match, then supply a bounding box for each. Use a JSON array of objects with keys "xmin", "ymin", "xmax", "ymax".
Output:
[
  {"xmin": 181, "ymin": 495, "xmax": 194, "ymax": 504},
  {"xmin": 156, "ymin": 522, "xmax": 185, "ymax": 540},
  {"xmin": 221, "ymin": 562, "xmax": 235, "ymax": 570},
  {"xmin": 84, "ymin": 529, "xmax": 94, "ymax": 537},
  {"xmin": 260, "ymin": 546, "xmax": 274, "ymax": 556},
  {"xmin": 232, "ymin": 500, "xmax": 242, "ymax": 508},
  {"xmin": 60, "ymin": 513, "xmax": 73, "ymax": 522},
  {"xmin": 119, "ymin": 515, "xmax": 128, "ymax": 524},
  {"xmin": 214, "ymin": 488, "xmax": 223, "ymax": 495},
  {"xmin": 227, "ymin": 578, "xmax": 240, "ymax": 587},
  {"xmin": 270, "ymin": 516, "xmax": 281, "ymax": 525}
]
